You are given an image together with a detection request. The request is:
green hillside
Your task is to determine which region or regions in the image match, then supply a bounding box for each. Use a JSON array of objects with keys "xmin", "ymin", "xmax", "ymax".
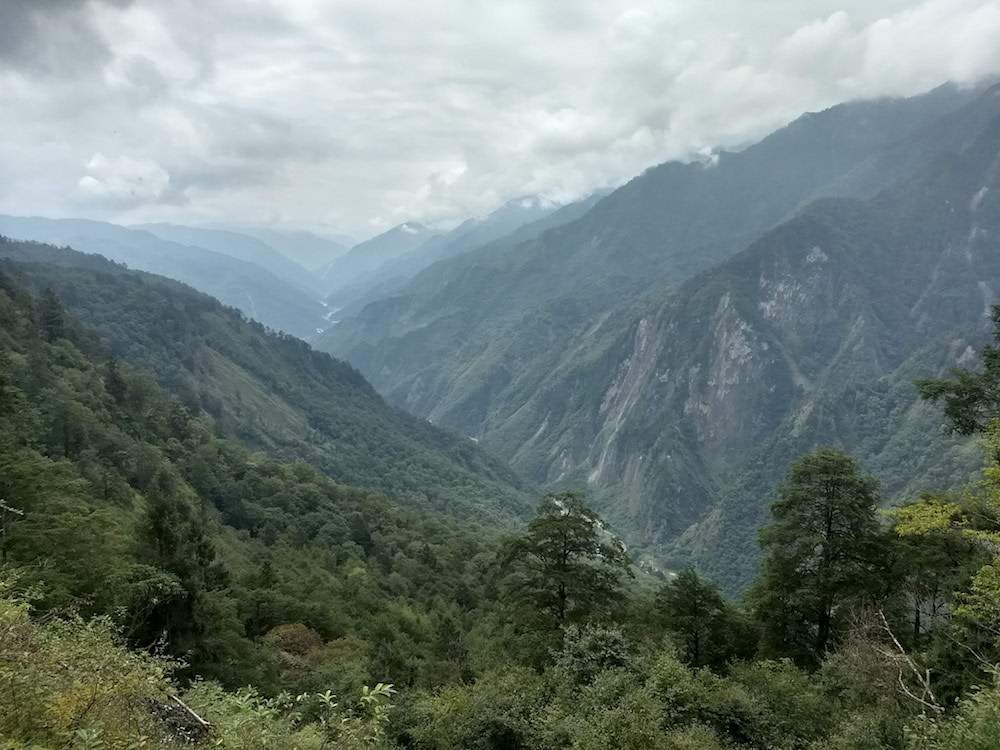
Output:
[
  {"xmin": 0, "ymin": 240, "xmax": 530, "ymax": 525},
  {"xmin": 0, "ymin": 263, "xmax": 512, "ymax": 695},
  {"xmin": 7, "ymin": 260, "xmax": 1000, "ymax": 747},
  {"xmin": 485, "ymin": 87, "xmax": 1000, "ymax": 591}
]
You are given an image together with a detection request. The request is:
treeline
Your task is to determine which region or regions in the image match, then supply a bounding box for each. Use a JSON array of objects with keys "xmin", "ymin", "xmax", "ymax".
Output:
[{"xmin": 3, "ymin": 261, "xmax": 1000, "ymax": 748}]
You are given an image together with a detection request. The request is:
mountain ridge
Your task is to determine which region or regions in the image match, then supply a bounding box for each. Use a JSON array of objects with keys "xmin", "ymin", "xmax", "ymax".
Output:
[
  {"xmin": 0, "ymin": 215, "xmax": 328, "ymax": 338},
  {"xmin": 329, "ymin": 193, "xmax": 607, "ymax": 320},
  {"xmin": 511, "ymin": 89, "xmax": 1000, "ymax": 588},
  {"xmin": 0, "ymin": 238, "xmax": 532, "ymax": 525},
  {"xmin": 320, "ymin": 83, "xmax": 986, "ymax": 431},
  {"xmin": 319, "ymin": 82, "xmax": 1000, "ymax": 587},
  {"xmin": 134, "ymin": 222, "xmax": 324, "ymax": 294},
  {"xmin": 320, "ymin": 222, "xmax": 440, "ymax": 301}
]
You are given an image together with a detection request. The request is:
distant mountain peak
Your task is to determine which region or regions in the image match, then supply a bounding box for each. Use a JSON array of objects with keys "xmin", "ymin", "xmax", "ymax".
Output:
[{"xmin": 316, "ymin": 81, "xmax": 1000, "ymax": 590}]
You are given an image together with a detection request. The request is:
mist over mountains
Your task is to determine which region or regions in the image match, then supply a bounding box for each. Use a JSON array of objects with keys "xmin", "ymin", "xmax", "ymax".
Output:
[
  {"xmin": 11, "ymin": 0, "xmax": 1000, "ymax": 744},
  {"xmin": 316, "ymin": 81, "xmax": 1000, "ymax": 587},
  {"xmin": 0, "ymin": 215, "xmax": 331, "ymax": 339},
  {"xmin": 4, "ymin": 83, "xmax": 998, "ymax": 591}
]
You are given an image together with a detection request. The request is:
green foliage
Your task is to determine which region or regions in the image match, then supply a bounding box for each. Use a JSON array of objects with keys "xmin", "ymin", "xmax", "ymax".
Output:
[
  {"xmin": 751, "ymin": 449, "xmax": 887, "ymax": 663},
  {"xmin": 551, "ymin": 624, "xmax": 631, "ymax": 685},
  {"xmin": 906, "ymin": 674, "xmax": 1000, "ymax": 750},
  {"xmin": 0, "ymin": 576, "xmax": 175, "ymax": 749},
  {"xmin": 0, "ymin": 240, "xmax": 529, "ymax": 526},
  {"xmin": 916, "ymin": 306, "xmax": 1000, "ymax": 435},
  {"xmin": 0, "ymin": 263, "xmax": 505, "ymax": 690},
  {"xmin": 892, "ymin": 498, "xmax": 963, "ymax": 536},
  {"xmin": 407, "ymin": 666, "xmax": 549, "ymax": 750},
  {"xmin": 405, "ymin": 641, "xmax": 895, "ymax": 750},
  {"xmin": 0, "ymin": 575, "xmax": 399, "ymax": 750},
  {"xmin": 7, "ymin": 195, "xmax": 1000, "ymax": 750},
  {"xmin": 657, "ymin": 569, "xmax": 754, "ymax": 669},
  {"xmin": 500, "ymin": 492, "xmax": 632, "ymax": 640}
]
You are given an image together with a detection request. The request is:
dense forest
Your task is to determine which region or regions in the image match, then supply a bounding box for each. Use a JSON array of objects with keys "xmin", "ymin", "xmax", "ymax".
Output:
[
  {"xmin": 0, "ymin": 240, "xmax": 529, "ymax": 526},
  {"xmin": 4, "ymin": 238, "xmax": 1000, "ymax": 748},
  {"xmin": 6, "ymin": 0, "xmax": 1000, "ymax": 747}
]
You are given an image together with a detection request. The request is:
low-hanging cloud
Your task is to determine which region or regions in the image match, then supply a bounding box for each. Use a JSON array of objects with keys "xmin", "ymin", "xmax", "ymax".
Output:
[{"xmin": 1, "ymin": 0, "xmax": 999, "ymax": 237}]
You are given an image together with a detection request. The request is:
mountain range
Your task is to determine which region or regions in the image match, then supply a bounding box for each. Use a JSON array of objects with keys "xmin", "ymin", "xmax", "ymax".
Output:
[
  {"xmin": 326, "ymin": 194, "xmax": 607, "ymax": 318},
  {"xmin": 134, "ymin": 223, "xmax": 324, "ymax": 295},
  {"xmin": 3, "ymin": 82, "xmax": 997, "ymax": 592},
  {"xmin": 318, "ymin": 81, "xmax": 1000, "ymax": 590},
  {"xmin": 0, "ymin": 216, "xmax": 329, "ymax": 339},
  {"xmin": 228, "ymin": 226, "xmax": 354, "ymax": 271},
  {"xmin": 319, "ymin": 222, "xmax": 441, "ymax": 303}
]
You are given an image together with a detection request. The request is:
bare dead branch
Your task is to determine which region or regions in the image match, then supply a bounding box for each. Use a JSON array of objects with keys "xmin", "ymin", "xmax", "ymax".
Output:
[
  {"xmin": 170, "ymin": 694, "xmax": 211, "ymax": 729},
  {"xmin": 877, "ymin": 608, "xmax": 943, "ymax": 713}
]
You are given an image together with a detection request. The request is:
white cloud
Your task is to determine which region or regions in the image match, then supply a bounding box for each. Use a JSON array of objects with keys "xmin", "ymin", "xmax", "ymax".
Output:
[
  {"xmin": 77, "ymin": 152, "xmax": 173, "ymax": 207},
  {"xmin": 1, "ymin": 0, "xmax": 999, "ymax": 237}
]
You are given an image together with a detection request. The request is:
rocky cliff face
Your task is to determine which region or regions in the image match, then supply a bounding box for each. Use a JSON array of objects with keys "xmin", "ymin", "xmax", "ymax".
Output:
[
  {"xmin": 522, "ymin": 93, "xmax": 1000, "ymax": 589},
  {"xmin": 321, "ymin": 86, "xmax": 982, "ymax": 432},
  {"xmin": 321, "ymin": 84, "xmax": 1000, "ymax": 589}
]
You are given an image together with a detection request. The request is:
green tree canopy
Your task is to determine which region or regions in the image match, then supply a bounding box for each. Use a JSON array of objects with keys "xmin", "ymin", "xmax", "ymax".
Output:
[
  {"xmin": 657, "ymin": 568, "xmax": 751, "ymax": 669},
  {"xmin": 917, "ymin": 304, "xmax": 1000, "ymax": 436},
  {"xmin": 502, "ymin": 492, "xmax": 632, "ymax": 633},
  {"xmin": 751, "ymin": 449, "xmax": 885, "ymax": 664}
]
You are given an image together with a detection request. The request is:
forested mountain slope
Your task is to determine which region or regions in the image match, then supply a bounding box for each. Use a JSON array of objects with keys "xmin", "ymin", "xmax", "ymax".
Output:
[
  {"xmin": 0, "ymin": 216, "xmax": 327, "ymax": 338},
  {"xmin": 509, "ymin": 86, "xmax": 1000, "ymax": 590},
  {"xmin": 7, "ymin": 245, "xmax": 1000, "ymax": 748},
  {"xmin": 319, "ymin": 84, "xmax": 984, "ymax": 440},
  {"xmin": 0, "ymin": 261, "xmax": 506, "ymax": 692},
  {"xmin": 0, "ymin": 240, "xmax": 530, "ymax": 524},
  {"xmin": 322, "ymin": 83, "xmax": 1000, "ymax": 590}
]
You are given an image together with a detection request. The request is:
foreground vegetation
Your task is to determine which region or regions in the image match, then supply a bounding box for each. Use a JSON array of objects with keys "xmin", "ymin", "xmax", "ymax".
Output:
[{"xmin": 4, "ymin": 255, "xmax": 1000, "ymax": 748}]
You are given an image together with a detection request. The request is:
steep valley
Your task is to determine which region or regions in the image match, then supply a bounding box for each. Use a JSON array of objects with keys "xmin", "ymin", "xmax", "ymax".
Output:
[
  {"xmin": 0, "ymin": 240, "xmax": 530, "ymax": 525},
  {"xmin": 322, "ymin": 83, "xmax": 1000, "ymax": 589}
]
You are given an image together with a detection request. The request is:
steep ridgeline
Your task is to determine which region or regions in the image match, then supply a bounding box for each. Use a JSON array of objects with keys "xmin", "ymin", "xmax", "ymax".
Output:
[
  {"xmin": 502, "ymin": 84, "xmax": 1000, "ymax": 591},
  {"xmin": 0, "ymin": 240, "xmax": 530, "ymax": 524},
  {"xmin": 327, "ymin": 196, "xmax": 593, "ymax": 315},
  {"xmin": 319, "ymin": 83, "xmax": 985, "ymax": 444},
  {"xmin": 319, "ymin": 222, "xmax": 439, "ymax": 301},
  {"xmin": 233, "ymin": 226, "xmax": 353, "ymax": 272},
  {"xmin": 0, "ymin": 216, "xmax": 327, "ymax": 339},
  {"xmin": 134, "ymin": 223, "xmax": 324, "ymax": 295}
]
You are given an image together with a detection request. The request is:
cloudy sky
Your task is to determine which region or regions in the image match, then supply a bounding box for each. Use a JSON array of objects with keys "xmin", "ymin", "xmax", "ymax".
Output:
[{"xmin": 2, "ymin": 0, "xmax": 999, "ymax": 240}]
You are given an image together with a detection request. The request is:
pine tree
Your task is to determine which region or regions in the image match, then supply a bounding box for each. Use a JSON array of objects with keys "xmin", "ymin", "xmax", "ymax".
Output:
[
  {"xmin": 104, "ymin": 358, "xmax": 128, "ymax": 405},
  {"xmin": 502, "ymin": 492, "xmax": 631, "ymax": 632},
  {"xmin": 751, "ymin": 449, "xmax": 885, "ymax": 663},
  {"xmin": 36, "ymin": 288, "xmax": 66, "ymax": 343},
  {"xmin": 658, "ymin": 568, "xmax": 740, "ymax": 669}
]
